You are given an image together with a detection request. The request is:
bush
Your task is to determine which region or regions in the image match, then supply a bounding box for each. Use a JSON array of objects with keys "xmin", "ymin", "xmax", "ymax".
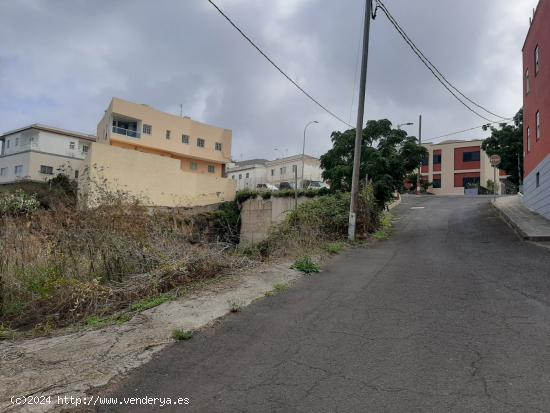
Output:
[
  {"xmin": 0, "ymin": 189, "xmax": 40, "ymax": 216},
  {"xmin": 291, "ymin": 256, "xmax": 320, "ymax": 274}
]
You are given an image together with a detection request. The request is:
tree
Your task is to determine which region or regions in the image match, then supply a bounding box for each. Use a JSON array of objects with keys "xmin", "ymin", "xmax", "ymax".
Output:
[
  {"xmin": 320, "ymin": 119, "xmax": 427, "ymax": 206},
  {"xmin": 481, "ymin": 108, "xmax": 523, "ymax": 185}
]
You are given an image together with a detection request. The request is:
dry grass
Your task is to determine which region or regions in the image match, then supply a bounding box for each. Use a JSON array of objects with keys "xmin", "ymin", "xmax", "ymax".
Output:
[{"xmin": 0, "ymin": 200, "xmax": 251, "ymax": 332}]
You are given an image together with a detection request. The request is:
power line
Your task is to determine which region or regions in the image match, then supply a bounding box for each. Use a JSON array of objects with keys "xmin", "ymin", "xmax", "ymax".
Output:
[
  {"xmin": 207, "ymin": 0, "xmax": 353, "ymax": 128},
  {"xmin": 376, "ymin": 0, "xmax": 512, "ymax": 123},
  {"xmin": 426, "ymin": 119, "xmax": 513, "ymax": 143}
]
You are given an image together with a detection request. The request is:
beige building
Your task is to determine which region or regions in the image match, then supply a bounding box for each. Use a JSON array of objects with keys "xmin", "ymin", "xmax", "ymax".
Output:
[
  {"xmin": 0, "ymin": 124, "xmax": 95, "ymax": 184},
  {"xmin": 420, "ymin": 139, "xmax": 504, "ymax": 195},
  {"xmin": 82, "ymin": 98, "xmax": 236, "ymax": 207}
]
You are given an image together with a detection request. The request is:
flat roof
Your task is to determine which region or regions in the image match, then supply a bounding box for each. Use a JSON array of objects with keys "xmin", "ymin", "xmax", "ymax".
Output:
[{"xmin": 0, "ymin": 124, "xmax": 96, "ymax": 142}]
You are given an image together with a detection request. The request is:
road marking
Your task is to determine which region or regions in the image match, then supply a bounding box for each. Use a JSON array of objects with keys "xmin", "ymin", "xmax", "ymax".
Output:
[{"xmin": 410, "ymin": 207, "xmax": 425, "ymax": 209}]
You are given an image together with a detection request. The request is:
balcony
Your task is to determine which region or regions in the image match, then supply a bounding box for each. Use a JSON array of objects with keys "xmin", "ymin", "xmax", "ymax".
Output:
[
  {"xmin": 112, "ymin": 125, "xmax": 140, "ymax": 139},
  {"xmin": 111, "ymin": 116, "xmax": 141, "ymax": 139}
]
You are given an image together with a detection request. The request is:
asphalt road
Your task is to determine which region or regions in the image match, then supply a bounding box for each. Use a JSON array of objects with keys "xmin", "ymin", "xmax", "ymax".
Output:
[{"xmin": 97, "ymin": 196, "xmax": 550, "ymax": 412}]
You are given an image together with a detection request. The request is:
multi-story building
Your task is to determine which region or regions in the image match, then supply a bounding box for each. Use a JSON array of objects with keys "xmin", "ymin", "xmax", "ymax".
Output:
[
  {"xmin": 227, "ymin": 154, "xmax": 325, "ymax": 190},
  {"xmin": 266, "ymin": 154, "xmax": 323, "ymax": 187},
  {"xmin": 82, "ymin": 97, "xmax": 236, "ymax": 207},
  {"xmin": 227, "ymin": 159, "xmax": 268, "ymax": 190},
  {"xmin": 420, "ymin": 139, "xmax": 503, "ymax": 195},
  {"xmin": 523, "ymin": 0, "xmax": 550, "ymax": 219},
  {"xmin": 0, "ymin": 124, "xmax": 95, "ymax": 184}
]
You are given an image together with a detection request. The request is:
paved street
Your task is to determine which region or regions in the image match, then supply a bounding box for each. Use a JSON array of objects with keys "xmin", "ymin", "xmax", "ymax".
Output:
[{"xmin": 98, "ymin": 196, "xmax": 550, "ymax": 412}]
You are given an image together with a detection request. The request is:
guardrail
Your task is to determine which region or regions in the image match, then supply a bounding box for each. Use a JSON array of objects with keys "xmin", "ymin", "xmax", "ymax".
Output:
[{"xmin": 112, "ymin": 126, "xmax": 140, "ymax": 138}]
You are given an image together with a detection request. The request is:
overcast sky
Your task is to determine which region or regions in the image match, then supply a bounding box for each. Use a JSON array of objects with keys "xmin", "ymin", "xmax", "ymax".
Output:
[{"xmin": 0, "ymin": 0, "xmax": 538, "ymax": 160}]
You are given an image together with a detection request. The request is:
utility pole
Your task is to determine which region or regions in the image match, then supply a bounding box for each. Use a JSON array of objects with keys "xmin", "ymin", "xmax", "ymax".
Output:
[
  {"xmin": 348, "ymin": 0, "xmax": 373, "ymax": 241},
  {"xmin": 416, "ymin": 114, "xmax": 422, "ymax": 194}
]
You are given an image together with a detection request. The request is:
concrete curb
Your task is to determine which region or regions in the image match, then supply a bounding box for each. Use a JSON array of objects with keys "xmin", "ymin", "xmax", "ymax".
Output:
[{"xmin": 491, "ymin": 201, "xmax": 550, "ymax": 242}]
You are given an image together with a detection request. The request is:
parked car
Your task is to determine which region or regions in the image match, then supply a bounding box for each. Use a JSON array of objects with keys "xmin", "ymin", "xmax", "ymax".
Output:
[
  {"xmin": 305, "ymin": 180, "xmax": 329, "ymax": 189},
  {"xmin": 256, "ymin": 183, "xmax": 278, "ymax": 191},
  {"xmin": 278, "ymin": 181, "xmax": 295, "ymax": 190}
]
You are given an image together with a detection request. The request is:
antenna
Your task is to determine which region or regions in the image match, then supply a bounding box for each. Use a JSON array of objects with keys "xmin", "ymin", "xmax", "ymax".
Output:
[{"xmin": 180, "ymin": 104, "xmax": 183, "ymax": 118}]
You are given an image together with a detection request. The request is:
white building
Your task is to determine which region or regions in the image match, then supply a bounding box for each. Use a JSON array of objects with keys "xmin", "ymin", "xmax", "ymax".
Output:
[
  {"xmin": 0, "ymin": 124, "xmax": 96, "ymax": 184},
  {"xmin": 227, "ymin": 159, "xmax": 268, "ymax": 190},
  {"xmin": 227, "ymin": 154, "xmax": 324, "ymax": 190}
]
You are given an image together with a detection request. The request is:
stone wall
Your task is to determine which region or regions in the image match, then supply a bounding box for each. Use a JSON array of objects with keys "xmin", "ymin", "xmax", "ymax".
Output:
[{"xmin": 239, "ymin": 196, "xmax": 313, "ymax": 246}]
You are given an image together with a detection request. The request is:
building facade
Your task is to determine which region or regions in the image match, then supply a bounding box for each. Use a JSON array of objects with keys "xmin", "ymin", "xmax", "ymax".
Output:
[
  {"xmin": 420, "ymin": 140, "xmax": 503, "ymax": 195},
  {"xmin": 523, "ymin": 0, "xmax": 550, "ymax": 219},
  {"xmin": 82, "ymin": 98, "xmax": 236, "ymax": 207},
  {"xmin": 227, "ymin": 159, "xmax": 268, "ymax": 190},
  {"xmin": 266, "ymin": 155, "xmax": 323, "ymax": 187},
  {"xmin": 0, "ymin": 124, "xmax": 95, "ymax": 184}
]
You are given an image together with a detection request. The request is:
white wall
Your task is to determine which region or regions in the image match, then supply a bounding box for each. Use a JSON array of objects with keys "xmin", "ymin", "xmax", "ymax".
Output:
[
  {"xmin": 523, "ymin": 154, "xmax": 550, "ymax": 220},
  {"xmin": 228, "ymin": 164, "xmax": 268, "ymax": 190},
  {"xmin": 266, "ymin": 158, "xmax": 323, "ymax": 185}
]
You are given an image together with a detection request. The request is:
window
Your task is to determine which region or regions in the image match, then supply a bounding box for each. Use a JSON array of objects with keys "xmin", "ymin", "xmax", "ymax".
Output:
[
  {"xmin": 15, "ymin": 137, "xmax": 19, "ymax": 146},
  {"xmin": 208, "ymin": 165, "xmax": 215, "ymax": 173},
  {"xmin": 197, "ymin": 138, "xmax": 205, "ymax": 148},
  {"xmin": 463, "ymin": 151, "xmax": 480, "ymax": 162},
  {"xmin": 82, "ymin": 145, "xmax": 89, "ymax": 153},
  {"xmin": 190, "ymin": 162, "xmax": 198, "ymax": 171},
  {"xmin": 292, "ymin": 165, "xmax": 297, "ymax": 172},
  {"xmin": 69, "ymin": 141, "xmax": 75, "ymax": 150},
  {"xmin": 536, "ymin": 172, "xmax": 540, "ymax": 188},
  {"xmin": 421, "ymin": 154, "xmax": 429, "ymax": 166},
  {"xmin": 74, "ymin": 170, "xmax": 79, "ymax": 179},
  {"xmin": 271, "ymin": 169, "xmax": 275, "ymax": 176},
  {"xmin": 463, "ymin": 176, "xmax": 480, "ymax": 188},
  {"xmin": 432, "ymin": 178, "xmax": 441, "ymax": 189},
  {"xmin": 182, "ymin": 134, "xmax": 189, "ymax": 144},
  {"xmin": 215, "ymin": 142, "xmax": 222, "ymax": 151},
  {"xmin": 165, "ymin": 130, "xmax": 171, "ymax": 140},
  {"xmin": 528, "ymin": 127, "xmax": 532, "ymax": 152},
  {"xmin": 231, "ymin": 175, "xmax": 235, "ymax": 180},
  {"xmin": 526, "ymin": 70, "xmax": 530, "ymax": 94},
  {"xmin": 280, "ymin": 167, "xmax": 287, "ymax": 175},
  {"xmin": 0, "ymin": 167, "xmax": 7, "ymax": 176},
  {"xmin": 14, "ymin": 165, "xmax": 23, "ymax": 176},
  {"xmin": 143, "ymin": 124, "xmax": 152, "ymax": 134},
  {"xmin": 239, "ymin": 174, "xmax": 242, "ymax": 179},
  {"xmin": 536, "ymin": 111, "xmax": 541, "ymax": 141},
  {"xmin": 433, "ymin": 154, "xmax": 442, "ymax": 164},
  {"xmin": 535, "ymin": 45, "xmax": 540, "ymax": 75},
  {"xmin": 6, "ymin": 140, "xmax": 9, "ymax": 149},
  {"xmin": 246, "ymin": 172, "xmax": 249, "ymax": 178},
  {"xmin": 40, "ymin": 165, "xmax": 53, "ymax": 175}
]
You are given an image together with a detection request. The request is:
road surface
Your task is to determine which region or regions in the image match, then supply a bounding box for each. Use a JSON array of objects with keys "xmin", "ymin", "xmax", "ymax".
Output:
[{"xmin": 98, "ymin": 196, "xmax": 550, "ymax": 412}]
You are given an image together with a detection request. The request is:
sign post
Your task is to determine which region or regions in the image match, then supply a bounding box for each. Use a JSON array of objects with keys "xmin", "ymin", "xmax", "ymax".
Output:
[{"xmin": 489, "ymin": 155, "xmax": 502, "ymax": 202}]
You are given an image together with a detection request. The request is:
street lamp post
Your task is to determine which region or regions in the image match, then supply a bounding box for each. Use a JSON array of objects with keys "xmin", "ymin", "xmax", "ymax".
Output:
[
  {"xmin": 397, "ymin": 122, "xmax": 414, "ymax": 130},
  {"xmin": 301, "ymin": 120, "xmax": 319, "ymax": 188}
]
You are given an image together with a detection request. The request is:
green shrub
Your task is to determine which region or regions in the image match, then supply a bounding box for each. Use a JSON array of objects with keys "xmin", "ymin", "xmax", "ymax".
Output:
[
  {"xmin": 326, "ymin": 242, "xmax": 346, "ymax": 254},
  {"xmin": 0, "ymin": 189, "xmax": 40, "ymax": 216},
  {"xmin": 291, "ymin": 256, "xmax": 320, "ymax": 274},
  {"xmin": 172, "ymin": 329, "xmax": 193, "ymax": 341}
]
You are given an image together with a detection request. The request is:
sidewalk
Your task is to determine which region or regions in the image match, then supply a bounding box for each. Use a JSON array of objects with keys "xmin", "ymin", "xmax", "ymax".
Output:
[{"xmin": 492, "ymin": 195, "xmax": 550, "ymax": 241}]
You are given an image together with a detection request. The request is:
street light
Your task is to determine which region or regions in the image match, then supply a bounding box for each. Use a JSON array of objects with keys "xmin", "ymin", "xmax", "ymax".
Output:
[
  {"xmin": 397, "ymin": 122, "xmax": 414, "ymax": 130},
  {"xmin": 302, "ymin": 120, "xmax": 319, "ymax": 188}
]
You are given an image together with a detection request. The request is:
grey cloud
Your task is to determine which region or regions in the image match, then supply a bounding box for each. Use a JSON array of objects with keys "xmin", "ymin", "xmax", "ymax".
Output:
[{"xmin": 0, "ymin": 0, "xmax": 538, "ymax": 160}]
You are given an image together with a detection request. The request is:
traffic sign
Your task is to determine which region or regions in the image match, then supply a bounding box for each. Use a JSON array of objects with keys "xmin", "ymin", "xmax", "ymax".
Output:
[{"xmin": 490, "ymin": 154, "xmax": 501, "ymax": 167}]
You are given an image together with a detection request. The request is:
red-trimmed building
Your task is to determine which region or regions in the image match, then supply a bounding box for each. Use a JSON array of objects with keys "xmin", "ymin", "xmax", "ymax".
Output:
[
  {"xmin": 419, "ymin": 139, "xmax": 504, "ymax": 195},
  {"xmin": 523, "ymin": 0, "xmax": 550, "ymax": 219}
]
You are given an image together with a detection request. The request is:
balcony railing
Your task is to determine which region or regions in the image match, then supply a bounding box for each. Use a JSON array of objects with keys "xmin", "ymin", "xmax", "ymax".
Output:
[{"xmin": 112, "ymin": 126, "xmax": 140, "ymax": 138}]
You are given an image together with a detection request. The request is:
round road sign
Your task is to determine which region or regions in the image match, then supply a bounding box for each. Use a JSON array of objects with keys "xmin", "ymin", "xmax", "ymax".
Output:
[{"xmin": 490, "ymin": 154, "xmax": 501, "ymax": 167}]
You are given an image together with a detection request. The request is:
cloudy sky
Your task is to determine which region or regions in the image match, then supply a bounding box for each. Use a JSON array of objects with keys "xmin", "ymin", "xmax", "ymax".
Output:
[{"xmin": 0, "ymin": 0, "xmax": 538, "ymax": 160}]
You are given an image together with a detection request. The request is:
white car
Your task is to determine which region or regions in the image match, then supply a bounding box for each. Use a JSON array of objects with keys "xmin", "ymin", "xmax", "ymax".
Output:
[
  {"xmin": 306, "ymin": 181, "xmax": 329, "ymax": 189},
  {"xmin": 256, "ymin": 183, "xmax": 279, "ymax": 191}
]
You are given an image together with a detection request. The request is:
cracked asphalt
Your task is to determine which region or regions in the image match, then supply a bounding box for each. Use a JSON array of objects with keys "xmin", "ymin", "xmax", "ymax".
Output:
[{"xmin": 97, "ymin": 196, "xmax": 550, "ymax": 412}]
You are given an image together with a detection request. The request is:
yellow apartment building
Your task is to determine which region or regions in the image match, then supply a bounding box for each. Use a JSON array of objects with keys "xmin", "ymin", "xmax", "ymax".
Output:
[{"xmin": 82, "ymin": 98, "xmax": 236, "ymax": 207}]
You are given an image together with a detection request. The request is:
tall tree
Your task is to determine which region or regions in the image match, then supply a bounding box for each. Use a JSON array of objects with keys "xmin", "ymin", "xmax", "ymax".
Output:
[
  {"xmin": 320, "ymin": 119, "xmax": 427, "ymax": 205},
  {"xmin": 481, "ymin": 108, "xmax": 523, "ymax": 185}
]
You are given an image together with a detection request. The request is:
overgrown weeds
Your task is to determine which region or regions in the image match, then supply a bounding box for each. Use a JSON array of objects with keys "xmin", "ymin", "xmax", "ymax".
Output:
[{"xmin": 291, "ymin": 256, "xmax": 320, "ymax": 274}]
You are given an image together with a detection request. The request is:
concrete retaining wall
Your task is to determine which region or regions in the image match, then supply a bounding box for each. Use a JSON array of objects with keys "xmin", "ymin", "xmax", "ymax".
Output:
[
  {"xmin": 240, "ymin": 196, "xmax": 313, "ymax": 246},
  {"xmin": 523, "ymin": 153, "xmax": 550, "ymax": 220}
]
